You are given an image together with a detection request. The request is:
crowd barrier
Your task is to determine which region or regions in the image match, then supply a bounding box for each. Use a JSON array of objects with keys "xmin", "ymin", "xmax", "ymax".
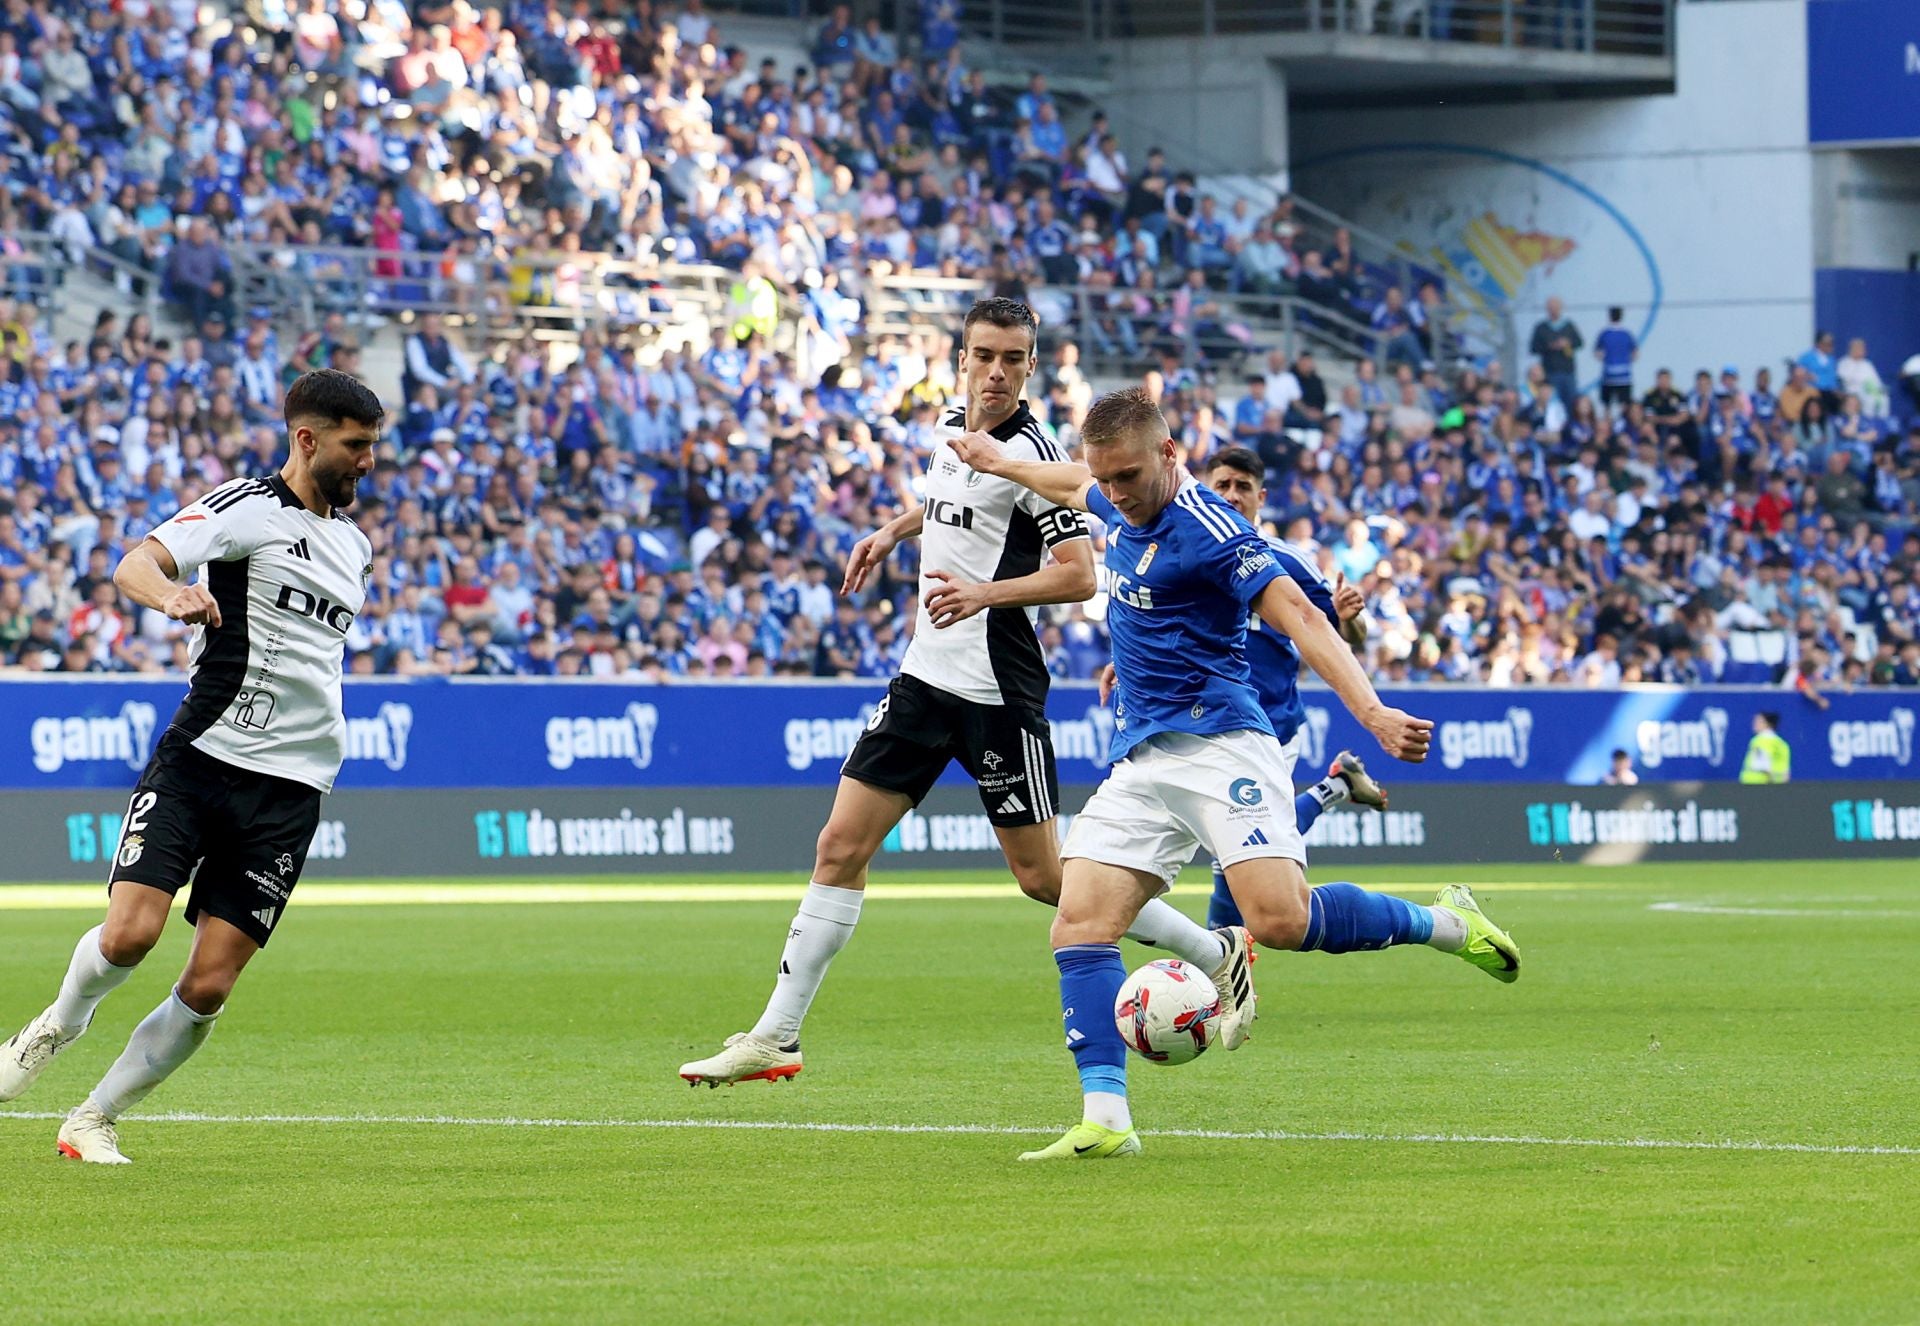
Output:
[
  {"xmin": 3, "ymin": 679, "xmax": 1913, "ymax": 880},
  {"xmin": 8, "ymin": 678, "xmax": 1915, "ymax": 789}
]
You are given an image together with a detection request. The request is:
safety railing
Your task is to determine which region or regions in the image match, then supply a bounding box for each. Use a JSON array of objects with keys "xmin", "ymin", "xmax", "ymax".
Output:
[
  {"xmin": 864, "ymin": 273, "xmax": 1421, "ymax": 380},
  {"xmin": 945, "ymin": 0, "xmax": 1673, "ymax": 56},
  {"xmin": 0, "ymin": 233, "xmax": 70, "ymax": 328}
]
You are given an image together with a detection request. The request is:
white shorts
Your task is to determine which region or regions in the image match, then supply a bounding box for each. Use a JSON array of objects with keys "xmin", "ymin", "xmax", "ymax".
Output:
[{"xmin": 1062, "ymin": 729, "xmax": 1306, "ymax": 889}]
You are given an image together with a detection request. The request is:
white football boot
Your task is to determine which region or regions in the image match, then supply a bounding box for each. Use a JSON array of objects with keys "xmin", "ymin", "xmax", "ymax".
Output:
[
  {"xmin": 57, "ymin": 1103, "xmax": 133, "ymax": 1165},
  {"xmin": 678, "ymin": 1032, "xmax": 803, "ymax": 1087},
  {"xmin": 1206, "ymin": 925, "xmax": 1259, "ymax": 1050},
  {"xmin": 0, "ymin": 1007, "xmax": 86, "ymax": 1102}
]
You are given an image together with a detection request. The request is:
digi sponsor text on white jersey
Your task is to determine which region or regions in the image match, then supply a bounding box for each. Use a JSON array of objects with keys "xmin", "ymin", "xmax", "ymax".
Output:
[
  {"xmin": 898, "ymin": 403, "xmax": 1089, "ymax": 708},
  {"xmin": 149, "ymin": 474, "xmax": 371, "ymax": 791}
]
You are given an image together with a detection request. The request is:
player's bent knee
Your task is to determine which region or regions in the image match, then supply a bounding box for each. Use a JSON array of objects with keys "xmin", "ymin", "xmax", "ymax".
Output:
[
  {"xmin": 812, "ymin": 822, "xmax": 877, "ymax": 887},
  {"xmin": 98, "ymin": 918, "xmax": 162, "ymax": 967},
  {"xmin": 1013, "ymin": 868, "xmax": 1060, "ymax": 906},
  {"xmin": 1243, "ymin": 910, "xmax": 1309, "ymax": 951},
  {"xmin": 175, "ymin": 969, "xmax": 236, "ymax": 1017}
]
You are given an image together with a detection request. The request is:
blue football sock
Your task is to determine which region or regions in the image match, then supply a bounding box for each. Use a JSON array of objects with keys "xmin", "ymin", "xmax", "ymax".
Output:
[
  {"xmin": 1055, "ymin": 943, "xmax": 1128, "ymax": 1101},
  {"xmin": 1300, "ymin": 881, "xmax": 1435, "ymax": 953},
  {"xmin": 1295, "ymin": 789, "xmax": 1324, "ymax": 835},
  {"xmin": 1206, "ymin": 864, "xmax": 1243, "ymax": 929}
]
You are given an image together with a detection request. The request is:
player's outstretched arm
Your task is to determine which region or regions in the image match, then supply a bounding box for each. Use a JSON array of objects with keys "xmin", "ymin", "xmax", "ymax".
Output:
[
  {"xmin": 1256, "ymin": 576, "xmax": 1431, "ymax": 763},
  {"xmin": 949, "ymin": 431, "xmax": 1094, "ymax": 511},
  {"xmin": 843, "ymin": 506, "xmax": 925, "ymax": 595},
  {"xmin": 114, "ymin": 537, "xmax": 222, "ymax": 628}
]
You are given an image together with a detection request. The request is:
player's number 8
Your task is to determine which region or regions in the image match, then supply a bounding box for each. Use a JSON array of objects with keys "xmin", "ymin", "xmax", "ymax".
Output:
[{"xmin": 865, "ymin": 696, "xmax": 891, "ymax": 732}]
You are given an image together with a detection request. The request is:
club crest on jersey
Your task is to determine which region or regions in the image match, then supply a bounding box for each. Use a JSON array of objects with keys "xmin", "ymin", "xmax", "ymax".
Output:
[
  {"xmin": 965, "ymin": 467, "xmax": 983, "ymax": 487},
  {"xmin": 1135, "ymin": 542, "xmax": 1159, "ymax": 574},
  {"xmin": 117, "ymin": 834, "xmax": 144, "ymax": 869}
]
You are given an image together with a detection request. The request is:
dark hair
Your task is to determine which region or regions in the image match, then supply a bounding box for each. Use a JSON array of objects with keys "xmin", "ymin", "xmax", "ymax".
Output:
[
  {"xmin": 1608, "ymin": 306, "xmax": 1623, "ymax": 321},
  {"xmin": 1760, "ymin": 711, "xmax": 1781, "ymax": 730},
  {"xmin": 1611, "ymin": 748, "xmax": 1629, "ymax": 761},
  {"xmin": 285, "ymin": 369, "xmax": 383, "ymax": 429},
  {"xmin": 961, "ymin": 297, "xmax": 1038, "ymax": 351},
  {"xmin": 1082, "ymin": 386, "xmax": 1166, "ymax": 448},
  {"xmin": 1205, "ymin": 445, "xmax": 1263, "ymax": 482}
]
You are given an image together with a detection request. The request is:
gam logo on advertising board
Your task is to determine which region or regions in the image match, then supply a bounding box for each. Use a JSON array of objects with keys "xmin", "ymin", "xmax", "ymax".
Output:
[
  {"xmin": 344, "ymin": 702, "xmax": 414, "ymax": 771},
  {"xmin": 30, "ymin": 701, "xmax": 159, "ymax": 774},
  {"xmin": 1827, "ymin": 708, "xmax": 1914, "ymax": 769},
  {"xmin": 545, "ymin": 703, "xmax": 660, "ymax": 771},
  {"xmin": 1295, "ymin": 706, "xmax": 1333, "ymax": 771},
  {"xmin": 1437, "ymin": 707, "xmax": 1534, "ymax": 771},
  {"xmin": 1050, "ymin": 704, "xmax": 1118, "ymax": 770},
  {"xmin": 1635, "ymin": 707, "xmax": 1730, "ymax": 770}
]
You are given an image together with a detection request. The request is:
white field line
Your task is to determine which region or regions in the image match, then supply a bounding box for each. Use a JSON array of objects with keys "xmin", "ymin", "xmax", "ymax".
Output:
[
  {"xmin": 0, "ymin": 880, "xmax": 1597, "ymax": 909},
  {"xmin": 0, "ymin": 1109, "xmax": 1913, "ymax": 1157},
  {"xmin": 1649, "ymin": 901, "xmax": 1920, "ymax": 919}
]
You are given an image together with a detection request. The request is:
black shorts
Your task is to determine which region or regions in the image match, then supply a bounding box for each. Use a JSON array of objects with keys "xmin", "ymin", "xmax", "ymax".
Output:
[
  {"xmin": 841, "ymin": 675, "xmax": 1060, "ymax": 827},
  {"xmin": 106, "ymin": 728, "xmax": 323, "ymax": 947}
]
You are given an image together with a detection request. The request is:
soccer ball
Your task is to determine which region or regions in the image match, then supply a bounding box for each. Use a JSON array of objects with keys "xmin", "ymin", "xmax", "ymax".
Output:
[{"xmin": 1114, "ymin": 959, "xmax": 1221, "ymax": 1065}]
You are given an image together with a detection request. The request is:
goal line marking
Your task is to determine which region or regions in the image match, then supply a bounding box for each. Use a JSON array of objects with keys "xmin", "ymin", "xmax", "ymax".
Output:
[
  {"xmin": 1649, "ymin": 901, "xmax": 1920, "ymax": 919},
  {"xmin": 1, "ymin": 1110, "xmax": 1912, "ymax": 1157}
]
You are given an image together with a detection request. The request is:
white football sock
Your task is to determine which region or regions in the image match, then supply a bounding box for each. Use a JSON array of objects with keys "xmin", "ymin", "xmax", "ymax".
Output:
[
  {"xmin": 89, "ymin": 988, "xmax": 218, "ymax": 1121},
  {"xmin": 1126, "ymin": 898, "xmax": 1228, "ymax": 970},
  {"xmin": 1305, "ymin": 774, "xmax": 1351, "ymax": 812},
  {"xmin": 1084, "ymin": 1090, "xmax": 1132, "ymax": 1132},
  {"xmin": 48, "ymin": 925, "xmax": 136, "ymax": 1032},
  {"xmin": 1426, "ymin": 906, "xmax": 1468, "ymax": 951},
  {"xmin": 750, "ymin": 882, "xmax": 865, "ymax": 1049}
]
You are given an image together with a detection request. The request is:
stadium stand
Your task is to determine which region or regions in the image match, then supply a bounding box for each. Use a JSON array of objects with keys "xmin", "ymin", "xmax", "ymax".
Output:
[{"xmin": 1, "ymin": 0, "xmax": 1917, "ymax": 692}]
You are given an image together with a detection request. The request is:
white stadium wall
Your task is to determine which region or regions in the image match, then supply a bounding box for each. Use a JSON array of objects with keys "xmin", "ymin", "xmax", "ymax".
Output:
[{"xmin": 1292, "ymin": 0, "xmax": 1815, "ymax": 385}]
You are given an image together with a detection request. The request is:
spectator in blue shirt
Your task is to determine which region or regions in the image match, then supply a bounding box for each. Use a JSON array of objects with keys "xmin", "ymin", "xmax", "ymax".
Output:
[
  {"xmin": 1593, "ymin": 306, "xmax": 1637, "ymax": 411},
  {"xmin": 1798, "ymin": 330, "xmax": 1839, "ymax": 410},
  {"xmin": 1233, "ymin": 376, "xmax": 1269, "ymax": 441}
]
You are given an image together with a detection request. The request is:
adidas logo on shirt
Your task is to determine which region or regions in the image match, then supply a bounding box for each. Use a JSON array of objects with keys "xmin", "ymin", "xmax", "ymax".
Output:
[
  {"xmin": 288, "ymin": 539, "xmax": 312, "ymax": 561},
  {"xmin": 997, "ymin": 794, "xmax": 1027, "ymax": 816},
  {"xmin": 253, "ymin": 906, "xmax": 277, "ymax": 930},
  {"xmin": 1241, "ymin": 828, "xmax": 1270, "ymax": 848}
]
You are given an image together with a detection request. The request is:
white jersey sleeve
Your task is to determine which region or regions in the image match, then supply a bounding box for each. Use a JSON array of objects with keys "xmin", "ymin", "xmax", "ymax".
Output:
[{"xmin": 149, "ymin": 479, "xmax": 278, "ymax": 576}]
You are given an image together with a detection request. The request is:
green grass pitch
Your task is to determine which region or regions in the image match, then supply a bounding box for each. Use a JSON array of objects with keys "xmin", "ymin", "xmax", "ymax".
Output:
[{"xmin": 6, "ymin": 860, "xmax": 1918, "ymax": 1324}]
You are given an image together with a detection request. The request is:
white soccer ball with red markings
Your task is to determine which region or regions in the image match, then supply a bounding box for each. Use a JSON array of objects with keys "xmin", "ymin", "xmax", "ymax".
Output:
[{"xmin": 1114, "ymin": 959, "xmax": 1222, "ymax": 1065}]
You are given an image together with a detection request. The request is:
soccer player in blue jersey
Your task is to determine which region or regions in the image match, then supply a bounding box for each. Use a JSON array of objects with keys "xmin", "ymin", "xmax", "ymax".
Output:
[
  {"xmin": 1101, "ymin": 446, "xmax": 1392, "ymax": 929},
  {"xmin": 1197, "ymin": 446, "xmax": 1389, "ymax": 927},
  {"xmin": 951, "ymin": 389, "xmax": 1520, "ymax": 1160}
]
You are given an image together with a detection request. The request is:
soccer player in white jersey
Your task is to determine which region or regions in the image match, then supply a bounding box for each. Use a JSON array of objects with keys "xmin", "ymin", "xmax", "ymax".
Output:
[
  {"xmin": 952, "ymin": 388, "xmax": 1519, "ymax": 1160},
  {"xmin": 0, "ymin": 370, "xmax": 381, "ymax": 1164},
  {"xmin": 680, "ymin": 300, "xmax": 1251, "ymax": 1088}
]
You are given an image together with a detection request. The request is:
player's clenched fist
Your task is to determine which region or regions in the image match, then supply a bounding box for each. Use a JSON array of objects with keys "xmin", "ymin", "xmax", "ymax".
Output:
[
  {"xmin": 163, "ymin": 584, "xmax": 222, "ymax": 628},
  {"xmin": 948, "ymin": 430, "xmax": 1007, "ymax": 475},
  {"xmin": 1367, "ymin": 707, "xmax": 1433, "ymax": 763}
]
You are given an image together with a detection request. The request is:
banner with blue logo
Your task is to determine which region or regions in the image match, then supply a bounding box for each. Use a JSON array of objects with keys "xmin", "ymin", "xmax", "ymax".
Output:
[
  {"xmin": 1807, "ymin": 0, "xmax": 1920, "ymax": 144},
  {"xmin": 3, "ymin": 678, "xmax": 1914, "ymax": 791}
]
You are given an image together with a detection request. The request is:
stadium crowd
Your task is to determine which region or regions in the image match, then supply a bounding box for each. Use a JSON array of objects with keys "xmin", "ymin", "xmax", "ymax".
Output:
[{"xmin": 2, "ymin": 0, "xmax": 1919, "ymax": 692}]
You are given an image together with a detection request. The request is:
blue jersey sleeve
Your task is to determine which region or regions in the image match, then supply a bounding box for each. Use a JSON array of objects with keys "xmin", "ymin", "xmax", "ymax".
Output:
[
  {"xmin": 1083, "ymin": 481, "xmax": 1116, "ymax": 524},
  {"xmin": 1190, "ymin": 514, "xmax": 1284, "ymax": 609}
]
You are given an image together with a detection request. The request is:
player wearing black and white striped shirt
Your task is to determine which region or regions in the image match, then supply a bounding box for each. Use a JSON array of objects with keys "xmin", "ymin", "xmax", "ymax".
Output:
[
  {"xmin": 0, "ymin": 370, "xmax": 383, "ymax": 1165},
  {"xmin": 681, "ymin": 299, "xmax": 1242, "ymax": 1089}
]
